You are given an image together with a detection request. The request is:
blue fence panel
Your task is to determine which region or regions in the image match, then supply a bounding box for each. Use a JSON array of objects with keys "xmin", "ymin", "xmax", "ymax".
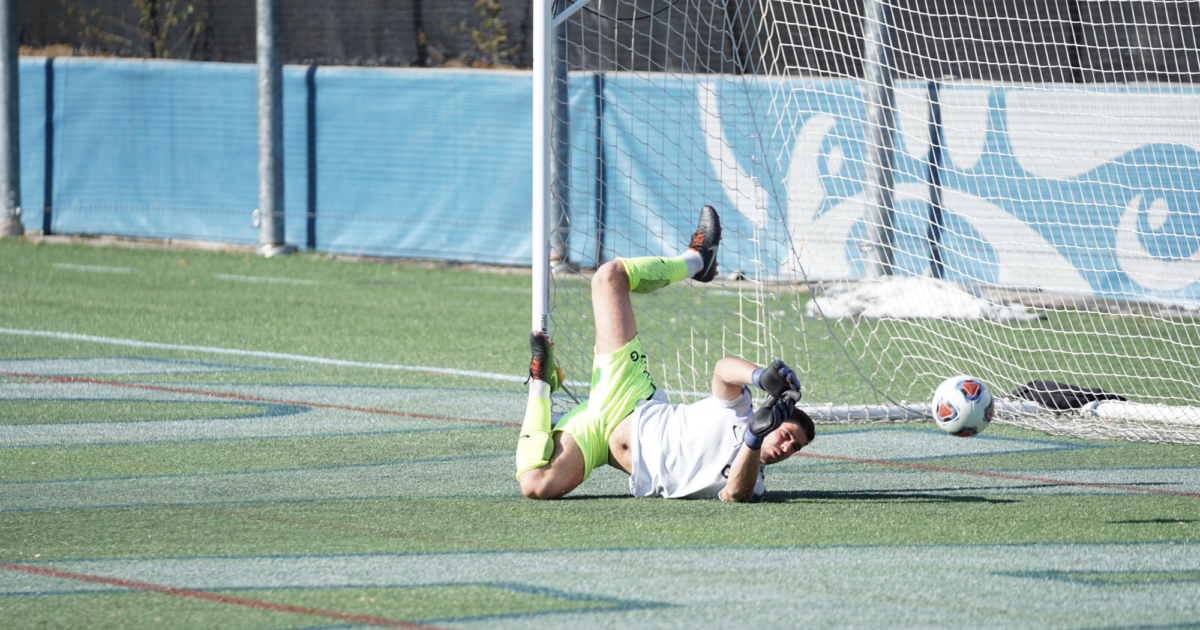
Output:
[
  {"xmin": 15, "ymin": 58, "xmax": 533, "ymax": 266},
  {"xmin": 589, "ymin": 76, "xmax": 1200, "ymax": 305},
  {"xmin": 18, "ymin": 58, "xmax": 45, "ymax": 231},
  {"xmin": 11, "ymin": 57, "xmax": 1198, "ymax": 303},
  {"xmin": 309, "ymin": 67, "xmax": 532, "ymax": 264},
  {"xmin": 40, "ymin": 58, "xmax": 259, "ymax": 242},
  {"xmin": 598, "ymin": 75, "xmax": 778, "ymax": 279}
]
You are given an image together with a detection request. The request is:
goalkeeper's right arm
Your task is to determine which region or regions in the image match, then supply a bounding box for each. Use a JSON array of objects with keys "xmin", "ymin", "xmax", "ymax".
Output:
[{"xmin": 711, "ymin": 357, "xmax": 758, "ymax": 400}]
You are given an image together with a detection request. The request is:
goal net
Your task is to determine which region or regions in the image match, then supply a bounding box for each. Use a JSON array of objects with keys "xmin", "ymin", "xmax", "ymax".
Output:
[{"xmin": 534, "ymin": 0, "xmax": 1200, "ymax": 444}]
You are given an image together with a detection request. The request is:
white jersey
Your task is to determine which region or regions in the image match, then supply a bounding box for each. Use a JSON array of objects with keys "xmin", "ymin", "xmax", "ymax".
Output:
[{"xmin": 627, "ymin": 387, "xmax": 765, "ymax": 500}]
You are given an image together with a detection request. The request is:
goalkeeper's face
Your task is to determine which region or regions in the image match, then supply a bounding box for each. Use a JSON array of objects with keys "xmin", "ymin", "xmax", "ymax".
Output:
[{"xmin": 759, "ymin": 420, "xmax": 808, "ymax": 465}]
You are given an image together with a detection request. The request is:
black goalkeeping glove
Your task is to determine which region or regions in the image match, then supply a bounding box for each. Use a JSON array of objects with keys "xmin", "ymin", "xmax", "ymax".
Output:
[
  {"xmin": 752, "ymin": 359, "xmax": 802, "ymax": 399},
  {"xmin": 744, "ymin": 390, "xmax": 802, "ymax": 450}
]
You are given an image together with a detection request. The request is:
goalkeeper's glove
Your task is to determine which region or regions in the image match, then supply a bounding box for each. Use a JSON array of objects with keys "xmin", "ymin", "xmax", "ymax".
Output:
[
  {"xmin": 752, "ymin": 359, "xmax": 801, "ymax": 398},
  {"xmin": 744, "ymin": 390, "xmax": 802, "ymax": 450}
]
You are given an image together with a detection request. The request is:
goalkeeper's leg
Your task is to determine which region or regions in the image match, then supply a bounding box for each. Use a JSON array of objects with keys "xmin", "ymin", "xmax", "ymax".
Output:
[
  {"xmin": 597, "ymin": 205, "xmax": 721, "ymax": 353},
  {"xmin": 516, "ymin": 332, "xmax": 585, "ymax": 499}
]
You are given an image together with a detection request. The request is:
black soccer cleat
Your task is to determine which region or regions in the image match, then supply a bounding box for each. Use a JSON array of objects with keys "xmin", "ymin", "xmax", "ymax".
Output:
[
  {"xmin": 687, "ymin": 204, "xmax": 722, "ymax": 282},
  {"xmin": 528, "ymin": 331, "xmax": 563, "ymax": 393}
]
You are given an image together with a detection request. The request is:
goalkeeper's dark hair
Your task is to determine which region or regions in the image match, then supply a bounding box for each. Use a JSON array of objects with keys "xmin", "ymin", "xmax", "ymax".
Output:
[{"xmin": 788, "ymin": 408, "xmax": 815, "ymax": 444}]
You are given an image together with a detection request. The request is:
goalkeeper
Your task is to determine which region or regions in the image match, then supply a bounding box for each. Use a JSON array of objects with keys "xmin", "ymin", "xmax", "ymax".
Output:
[{"xmin": 517, "ymin": 205, "xmax": 814, "ymax": 502}]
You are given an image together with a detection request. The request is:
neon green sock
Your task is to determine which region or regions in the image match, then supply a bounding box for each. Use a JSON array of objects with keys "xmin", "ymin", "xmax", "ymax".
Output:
[
  {"xmin": 619, "ymin": 256, "xmax": 690, "ymax": 294},
  {"xmin": 515, "ymin": 393, "xmax": 554, "ymax": 478}
]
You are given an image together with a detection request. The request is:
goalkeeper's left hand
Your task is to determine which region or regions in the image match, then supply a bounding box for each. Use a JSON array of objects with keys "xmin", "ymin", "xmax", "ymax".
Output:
[
  {"xmin": 744, "ymin": 390, "xmax": 802, "ymax": 450},
  {"xmin": 752, "ymin": 359, "xmax": 801, "ymax": 398}
]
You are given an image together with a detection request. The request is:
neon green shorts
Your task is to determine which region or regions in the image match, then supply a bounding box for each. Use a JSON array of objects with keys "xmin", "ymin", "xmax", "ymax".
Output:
[{"xmin": 555, "ymin": 335, "xmax": 657, "ymax": 481}]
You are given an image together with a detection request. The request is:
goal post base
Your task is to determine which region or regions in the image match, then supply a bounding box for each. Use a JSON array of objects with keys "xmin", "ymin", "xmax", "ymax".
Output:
[
  {"xmin": 806, "ymin": 399, "xmax": 1200, "ymax": 445},
  {"xmin": 802, "ymin": 399, "xmax": 1046, "ymax": 424},
  {"xmin": 1080, "ymin": 401, "xmax": 1200, "ymax": 427}
]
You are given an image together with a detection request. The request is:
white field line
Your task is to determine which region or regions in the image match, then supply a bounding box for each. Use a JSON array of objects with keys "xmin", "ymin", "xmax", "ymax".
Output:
[
  {"xmin": 444, "ymin": 286, "xmax": 531, "ymax": 293},
  {"xmin": 51, "ymin": 263, "xmax": 133, "ymax": 274},
  {"xmin": 0, "ymin": 329, "xmax": 717, "ymax": 394},
  {"xmin": 0, "ymin": 328, "xmax": 528, "ymax": 384},
  {"xmin": 214, "ymin": 274, "xmax": 321, "ymax": 285}
]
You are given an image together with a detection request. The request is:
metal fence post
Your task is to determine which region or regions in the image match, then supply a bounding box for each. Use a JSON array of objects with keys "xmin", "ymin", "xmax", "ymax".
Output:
[
  {"xmin": 593, "ymin": 72, "xmax": 607, "ymax": 267},
  {"xmin": 0, "ymin": 0, "xmax": 21, "ymax": 238},
  {"xmin": 862, "ymin": 0, "xmax": 896, "ymax": 277},
  {"xmin": 550, "ymin": 12, "xmax": 571, "ymax": 271},
  {"xmin": 306, "ymin": 64, "xmax": 317, "ymax": 251},
  {"xmin": 925, "ymin": 80, "xmax": 945, "ymax": 280},
  {"xmin": 256, "ymin": 0, "xmax": 292, "ymax": 256},
  {"xmin": 43, "ymin": 59, "xmax": 52, "ymax": 235}
]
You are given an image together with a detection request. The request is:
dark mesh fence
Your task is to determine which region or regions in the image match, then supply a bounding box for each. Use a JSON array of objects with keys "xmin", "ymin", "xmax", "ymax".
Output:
[
  {"xmin": 18, "ymin": 0, "xmax": 532, "ymax": 67},
  {"xmin": 557, "ymin": 0, "xmax": 1200, "ymax": 82},
  {"xmin": 21, "ymin": 1, "xmax": 1196, "ymax": 81}
]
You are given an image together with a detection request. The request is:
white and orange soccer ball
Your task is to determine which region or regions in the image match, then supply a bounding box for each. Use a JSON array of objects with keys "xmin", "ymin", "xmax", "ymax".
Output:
[{"xmin": 932, "ymin": 375, "xmax": 994, "ymax": 437}]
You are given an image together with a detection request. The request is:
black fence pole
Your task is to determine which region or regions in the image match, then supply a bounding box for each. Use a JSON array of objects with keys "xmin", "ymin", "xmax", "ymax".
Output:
[
  {"xmin": 0, "ymin": 0, "xmax": 21, "ymax": 237},
  {"xmin": 43, "ymin": 58, "xmax": 53, "ymax": 235},
  {"xmin": 306, "ymin": 64, "xmax": 317, "ymax": 250},
  {"xmin": 593, "ymin": 72, "xmax": 606, "ymax": 267},
  {"xmin": 925, "ymin": 80, "xmax": 945, "ymax": 280}
]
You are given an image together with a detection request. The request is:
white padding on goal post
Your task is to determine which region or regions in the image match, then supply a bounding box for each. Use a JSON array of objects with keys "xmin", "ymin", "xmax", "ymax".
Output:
[{"xmin": 1081, "ymin": 401, "xmax": 1200, "ymax": 426}]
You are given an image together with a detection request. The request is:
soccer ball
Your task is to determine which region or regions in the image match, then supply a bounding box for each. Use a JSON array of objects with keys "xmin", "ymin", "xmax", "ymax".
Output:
[{"xmin": 931, "ymin": 375, "xmax": 994, "ymax": 437}]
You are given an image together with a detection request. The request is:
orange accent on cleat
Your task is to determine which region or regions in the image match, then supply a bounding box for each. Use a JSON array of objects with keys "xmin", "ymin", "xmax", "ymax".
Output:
[
  {"xmin": 528, "ymin": 331, "xmax": 563, "ymax": 393},
  {"xmin": 688, "ymin": 205, "xmax": 722, "ymax": 282}
]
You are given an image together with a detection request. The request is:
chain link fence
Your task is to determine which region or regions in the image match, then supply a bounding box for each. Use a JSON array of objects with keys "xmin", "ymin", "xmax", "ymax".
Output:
[{"xmin": 18, "ymin": 0, "xmax": 532, "ymax": 67}]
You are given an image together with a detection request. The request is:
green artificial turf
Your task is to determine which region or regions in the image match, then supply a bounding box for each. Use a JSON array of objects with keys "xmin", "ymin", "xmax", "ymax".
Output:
[
  {"xmin": 1, "ymin": 239, "xmax": 1198, "ymax": 629},
  {"xmin": 0, "ymin": 240, "xmax": 530, "ymax": 377},
  {"xmin": 0, "ymin": 591, "xmax": 319, "ymax": 630},
  {"xmin": 0, "ymin": 400, "xmax": 266, "ymax": 425},
  {"xmin": 0, "ymin": 427, "xmax": 514, "ymax": 482},
  {"xmin": 2, "ymin": 493, "xmax": 1197, "ymax": 562},
  {"xmin": 0, "ymin": 585, "xmax": 615, "ymax": 630}
]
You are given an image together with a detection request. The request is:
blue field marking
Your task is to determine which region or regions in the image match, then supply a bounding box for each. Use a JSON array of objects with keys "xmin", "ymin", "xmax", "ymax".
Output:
[
  {"xmin": 763, "ymin": 465, "xmax": 1200, "ymax": 496},
  {"xmin": 5, "ymin": 543, "xmax": 1197, "ymax": 629},
  {"xmin": 0, "ymin": 397, "xmax": 308, "ymax": 425},
  {"xmin": 13, "ymin": 540, "xmax": 1200, "ymax": 566},
  {"xmin": 0, "ymin": 453, "xmax": 510, "ymax": 486},
  {"xmin": 267, "ymin": 626, "xmax": 365, "ymax": 630},
  {"xmin": 0, "ymin": 356, "xmax": 283, "ymax": 376},
  {"xmin": 1068, "ymin": 623, "xmax": 1200, "ymax": 630},
  {"xmin": 0, "ymin": 580, "xmax": 664, "ymax": 611},
  {"xmin": 0, "ymin": 380, "xmax": 531, "ymax": 426},
  {"xmin": 0, "ymin": 491, "xmax": 519, "ymax": 514},
  {"xmin": 0, "ymin": 424, "xmax": 490, "ymax": 450},
  {"xmin": 418, "ymin": 600, "xmax": 670, "ymax": 626},
  {"xmin": 147, "ymin": 382, "xmax": 529, "ymax": 396},
  {"xmin": 0, "ymin": 452, "xmax": 526, "ymax": 512},
  {"xmin": 0, "ymin": 385, "xmax": 511, "ymax": 448},
  {"xmin": 998, "ymin": 569, "xmax": 1200, "ymax": 587},
  {"xmin": 6, "ymin": 454, "xmax": 1196, "ymax": 512},
  {"xmin": 0, "ymin": 588, "xmax": 136, "ymax": 596},
  {"xmin": 270, "ymin": 626, "xmax": 364, "ymax": 630}
]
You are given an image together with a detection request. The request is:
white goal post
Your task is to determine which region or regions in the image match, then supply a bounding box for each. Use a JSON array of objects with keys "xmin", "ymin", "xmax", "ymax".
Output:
[{"xmin": 532, "ymin": 0, "xmax": 1200, "ymax": 444}]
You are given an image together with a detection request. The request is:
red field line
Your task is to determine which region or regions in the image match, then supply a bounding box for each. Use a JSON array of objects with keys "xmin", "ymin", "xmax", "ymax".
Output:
[
  {"xmin": 795, "ymin": 452, "xmax": 1200, "ymax": 498},
  {"xmin": 0, "ymin": 562, "xmax": 450, "ymax": 629},
  {"xmin": 0, "ymin": 371, "xmax": 519, "ymax": 428}
]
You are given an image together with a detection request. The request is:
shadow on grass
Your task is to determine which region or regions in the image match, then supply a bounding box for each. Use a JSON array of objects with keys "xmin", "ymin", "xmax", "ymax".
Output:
[
  {"xmin": 557, "ymin": 494, "xmax": 634, "ymax": 502},
  {"xmin": 763, "ymin": 488, "xmax": 1021, "ymax": 504},
  {"xmin": 1108, "ymin": 518, "xmax": 1196, "ymax": 525}
]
